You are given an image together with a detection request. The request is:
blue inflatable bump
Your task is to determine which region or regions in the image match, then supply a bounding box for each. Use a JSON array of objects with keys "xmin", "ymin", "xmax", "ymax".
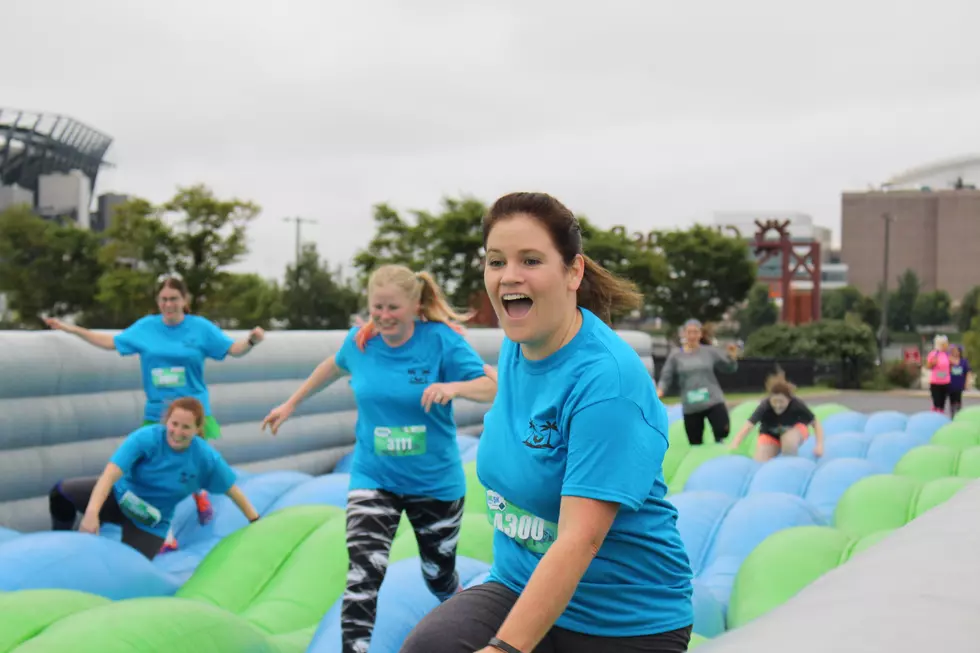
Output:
[
  {"xmin": 333, "ymin": 452, "xmax": 354, "ymax": 473},
  {"xmin": 866, "ymin": 430, "xmax": 928, "ymax": 472},
  {"xmin": 746, "ymin": 456, "xmax": 816, "ymax": 497},
  {"xmin": 267, "ymin": 472, "xmax": 352, "ymax": 513},
  {"xmin": 0, "ymin": 532, "xmax": 180, "ymax": 599},
  {"xmin": 801, "ymin": 432, "xmax": 873, "ymax": 462},
  {"xmin": 457, "ymin": 434, "xmax": 480, "ymax": 455},
  {"xmin": 698, "ymin": 492, "xmax": 826, "ymax": 608},
  {"xmin": 822, "ymin": 411, "xmax": 868, "ymax": 436},
  {"xmin": 804, "ymin": 458, "xmax": 881, "ymax": 520},
  {"xmin": 863, "ymin": 410, "xmax": 908, "ymax": 436},
  {"xmin": 905, "ymin": 410, "xmax": 951, "ymax": 439},
  {"xmin": 667, "ymin": 404, "xmax": 684, "ymax": 422},
  {"xmin": 307, "ymin": 556, "xmax": 491, "ymax": 653},
  {"xmin": 465, "ymin": 570, "xmax": 491, "ymax": 588},
  {"xmin": 461, "ymin": 445, "xmax": 479, "ymax": 463},
  {"xmin": 0, "ymin": 527, "xmax": 19, "ymax": 545},
  {"xmin": 683, "ymin": 456, "xmax": 759, "ymax": 497},
  {"xmin": 672, "ymin": 491, "xmax": 739, "ymax": 575},
  {"xmin": 691, "ymin": 579, "xmax": 726, "ymax": 638}
]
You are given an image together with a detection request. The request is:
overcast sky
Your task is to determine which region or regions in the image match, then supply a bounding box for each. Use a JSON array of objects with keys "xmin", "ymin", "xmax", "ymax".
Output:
[{"xmin": 7, "ymin": 0, "xmax": 980, "ymax": 281}]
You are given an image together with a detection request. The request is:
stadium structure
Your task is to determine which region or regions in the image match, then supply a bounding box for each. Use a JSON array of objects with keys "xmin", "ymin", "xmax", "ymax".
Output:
[{"xmin": 0, "ymin": 106, "xmax": 113, "ymax": 199}]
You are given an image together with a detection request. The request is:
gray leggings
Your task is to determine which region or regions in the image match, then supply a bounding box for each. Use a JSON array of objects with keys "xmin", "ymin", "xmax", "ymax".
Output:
[
  {"xmin": 49, "ymin": 476, "xmax": 166, "ymax": 559},
  {"xmin": 399, "ymin": 581, "xmax": 693, "ymax": 652}
]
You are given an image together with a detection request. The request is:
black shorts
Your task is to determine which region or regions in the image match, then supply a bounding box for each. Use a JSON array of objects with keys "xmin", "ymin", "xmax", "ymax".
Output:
[{"xmin": 400, "ymin": 580, "xmax": 693, "ymax": 652}]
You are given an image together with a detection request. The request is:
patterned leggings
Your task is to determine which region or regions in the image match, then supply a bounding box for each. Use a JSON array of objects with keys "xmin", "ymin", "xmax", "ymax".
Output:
[{"xmin": 342, "ymin": 488, "xmax": 464, "ymax": 653}]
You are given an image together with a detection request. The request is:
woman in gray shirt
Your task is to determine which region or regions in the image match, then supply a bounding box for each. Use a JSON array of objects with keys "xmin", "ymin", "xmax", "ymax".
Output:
[{"xmin": 657, "ymin": 319, "xmax": 739, "ymax": 445}]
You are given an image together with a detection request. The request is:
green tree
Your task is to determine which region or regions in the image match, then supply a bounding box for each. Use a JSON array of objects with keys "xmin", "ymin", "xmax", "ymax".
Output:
[
  {"xmin": 955, "ymin": 285, "xmax": 980, "ymax": 332},
  {"xmin": 883, "ymin": 269, "xmax": 919, "ymax": 332},
  {"xmin": 912, "ymin": 290, "xmax": 952, "ymax": 328},
  {"xmin": 649, "ymin": 225, "xmax": 756, "ymax": 327},
  {"xmin": 736, "ymin": 282, "xmax": 778, "ymax": 339},
  {"xmin": 821, "ymin": 286, "xmax": 863, "ymax": 320},
  {"xmin": 0, "ymin": 205, "xmax": 104, "ymax": 327},
  {"xmin": 282, "ymin": 242, "xmax": 360, "ymax": 329},
  {"xmin": 207, "ymin": 273, "xmax": 282, "ymax": 329},
  {"xmin": 94, "ymin": 185, "xmax": 260, "ymax": 325}
]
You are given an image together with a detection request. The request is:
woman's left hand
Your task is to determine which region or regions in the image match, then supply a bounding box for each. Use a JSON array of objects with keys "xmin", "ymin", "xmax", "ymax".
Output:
[
  {"xmin": 726, "ymin": 343, "xmax": 739, "ymax": 358},
  {"xmin": 249, "ymin": 327, "xmax": 266, "ymax": 344},
  {"xmin": 421, "ymin": 382, "xmax": 459, "ymax": 412}
]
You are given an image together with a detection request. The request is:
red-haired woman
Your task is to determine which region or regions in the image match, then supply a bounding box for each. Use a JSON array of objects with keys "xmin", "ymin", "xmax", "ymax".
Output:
[
  {"xmin": 48, "ymin": 397, "xmax": 260, "ymax": 560},
  {"xmin": 44, "ymin": 275, "xmax": 264, "ymax": 552}
]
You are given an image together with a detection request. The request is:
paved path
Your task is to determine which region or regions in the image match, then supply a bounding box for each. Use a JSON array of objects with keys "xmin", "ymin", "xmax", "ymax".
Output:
[{"xmin": 792, "ymin": 390, "xmax": 980, "ymax": 415}]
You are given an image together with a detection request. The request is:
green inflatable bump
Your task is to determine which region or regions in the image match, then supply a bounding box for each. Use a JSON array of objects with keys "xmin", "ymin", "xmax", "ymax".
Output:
[
  {"xmin": 13, "ymin": 597, "xmax": 288, "ymax": 653},
  {"xmin": 177, "ymin": 505, "xmax": 349, "ymax": 635},
  {"xmin": 727, "ymin": 525, "xmax": 851, "ymax": 629},
  {"xmin": 662, "ymin": 421, "xmax": 692, "ymax": 485},
  {"xmin": 668, "ymin": 443, "xmax": 731, "ymax": 495},
  {"xmin": 0, "ymin": 589, "xmax": 110, "ymax": 652},
  {"xmin": 930, "ymin": 422, "xmax": 980, "ymax": 450},
  {"xmin": 728, "ymin": 400, "xmax": 759, "ymax": 426},
  {"xmin": 913, "ymin": 476, "xmax": 970, "ymax": 517},
  {"xmin": 833, "ymin": 474, "xmax": 920, "ymax": 538},
  {"xmin": 810, "ymin": 402, "xmax": 849, "ymax": 420},
  {"xmin": 953, "ymin": 404, "xmax": 980, "ymax": 423},
  {"xmin": 847, "ymin": 529, "xmax": 895, "ymax": 557},
  {"xmin": 894, "ymin": 445, "xmax": 961, "ymax": 481},
  {"xmin": 462, "ymin": 461, "xmax": 487, "ymax": 516},
  {"xmin": 955, "ymin": 446, "xmax": 980, "ymax": 478},
  {"xmin": 389, "ymin": 512, "xmax": 495, "ymax": 564},
  {"xmin": 271, "ymin": 625, "xmax": 318, "ymax": 653}
]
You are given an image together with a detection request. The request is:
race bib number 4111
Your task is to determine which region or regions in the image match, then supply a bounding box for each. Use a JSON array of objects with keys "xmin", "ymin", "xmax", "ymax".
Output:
[
  {"xmin": 486, "ymin": 490, "xmax": 557, "ymax": 554},
  {"xmin": 374, "ymin": 425, "xmax": 427, "ymax": 456}
]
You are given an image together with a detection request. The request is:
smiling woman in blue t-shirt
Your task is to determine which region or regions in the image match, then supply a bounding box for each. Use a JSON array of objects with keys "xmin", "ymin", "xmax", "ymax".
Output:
[
  {"xmin": 260, "ymin": 263, "xmax": 497, "ymax": 653},
  {"xmin": 401, "ymin": 192, "xmax": 694, "ymax": 653},
  {"xmin": 44, "ymin": 276, "xmax": 264, "ymax": 553},
  {"xmin": 48, "ymin": 397, "xmax": 260, "ymax": 559}
]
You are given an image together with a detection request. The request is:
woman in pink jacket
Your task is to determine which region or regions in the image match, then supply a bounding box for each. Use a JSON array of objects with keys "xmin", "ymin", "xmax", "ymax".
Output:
[{"xmin": 925, "ymin": 335, "xmax": 952, "ymax": 413}]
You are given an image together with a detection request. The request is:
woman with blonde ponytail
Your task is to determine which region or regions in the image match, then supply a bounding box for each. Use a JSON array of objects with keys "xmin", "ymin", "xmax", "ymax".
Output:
[{"xmin": 261, "ymin": 263, "xmax": 496, "ymax": 653}]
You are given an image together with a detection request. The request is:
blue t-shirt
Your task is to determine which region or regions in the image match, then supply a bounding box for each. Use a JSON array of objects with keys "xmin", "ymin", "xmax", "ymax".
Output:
[
  {"xmin": 114, "ymin": 314, "xmax": 235, "ymax": 422},
  {"xmin": 110, "ymin": 424, "xmax": 238, "ymax": 538},
  {"xmin": 478, "ymin": 308, "xmax": 694, "ymax": 637},
  {"xmin": 334, "ymin": 320, "xmax": 487, "ymax": 501}
]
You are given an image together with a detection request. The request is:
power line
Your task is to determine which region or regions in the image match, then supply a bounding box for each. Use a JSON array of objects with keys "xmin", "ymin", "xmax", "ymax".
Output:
[{"xmin": 282, "ymin": 216, "xmax": 318, "ymax": 266}]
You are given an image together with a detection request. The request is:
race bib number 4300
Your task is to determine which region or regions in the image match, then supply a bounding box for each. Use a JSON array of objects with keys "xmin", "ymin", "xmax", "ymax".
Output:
[
  {"xmin": 118, "ymin": 490, "xmax": 163, "ymax": 527},
  {"xmin": 151, "ymin": 367, "xmax": 186, "ymax": 388},
  {"xmin": 374, "ymin": 425, "xmax": 427, "ymax": 456},
  {"xmin": 486, "ymin": 490, "xmax": 557, "ymax": 554}
]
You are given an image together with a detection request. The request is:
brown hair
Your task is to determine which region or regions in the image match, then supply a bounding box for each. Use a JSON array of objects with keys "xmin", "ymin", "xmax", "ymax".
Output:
[
  {"xmin": 765, "ymin": 369, "xmax": 796, "ymax": 396},
  {"xmin": 355, "ymin": 264, "xmax": 470, "ymax": 350},
  {"xmin": 164, "ymin": 397, "xmax": 206, "ymax": 435},
  {"xmin": 157, "ymin": 276, "xmax": 190, "ymax": 314},
  {"xmin": 483, "ymin": 192, "xmax": 642, "ymax": 324}
]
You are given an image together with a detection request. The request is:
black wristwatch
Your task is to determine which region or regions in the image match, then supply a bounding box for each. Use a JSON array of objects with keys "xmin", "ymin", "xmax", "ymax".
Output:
[
  {"xmin": 488, "ymin": 637, "xmax": 523, "ymax": 653},
  {"xmin": 247, "ymin": 334, "xmax": 260, "ymax": 346}
]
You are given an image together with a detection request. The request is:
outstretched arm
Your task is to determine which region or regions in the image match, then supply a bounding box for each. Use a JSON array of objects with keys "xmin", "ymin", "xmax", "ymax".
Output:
[
  {"xmin": 45, "ymin": 318, "xmax": 116, "ymax": 350},
  {"xmin": 225, "ymin": 485, "xmax": 260, "ymax": 522}
]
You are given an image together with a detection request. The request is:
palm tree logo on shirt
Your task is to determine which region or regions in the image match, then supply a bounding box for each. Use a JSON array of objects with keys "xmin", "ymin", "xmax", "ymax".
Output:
[{"xmin": 523, "ymin": 418, "xmax": 559, "ymax": 450}]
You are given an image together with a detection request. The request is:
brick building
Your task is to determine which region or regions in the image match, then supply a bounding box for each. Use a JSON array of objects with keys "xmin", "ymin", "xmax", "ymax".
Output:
[{"xmin": 840, "ymin": 188, "xmax": 980, "ymax": 303}]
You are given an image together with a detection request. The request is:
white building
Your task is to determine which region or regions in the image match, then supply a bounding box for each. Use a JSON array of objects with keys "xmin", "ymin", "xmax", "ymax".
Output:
[
  {"xmin": 0, "ymin": 184, "xmax": 34, "ymax": 212},
  {"xmin": 37, "ymin": 169, "xmax": 92, "ymax": 229}
]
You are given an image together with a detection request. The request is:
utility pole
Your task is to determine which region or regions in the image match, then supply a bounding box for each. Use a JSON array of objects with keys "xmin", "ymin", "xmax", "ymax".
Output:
[
  {"xmin": 283, "ymin": 216, "xmax": 318, "ymax": 266},
  {"xmin": 878, "ymin": 212, "xmax": 893, "ymax": 363}
]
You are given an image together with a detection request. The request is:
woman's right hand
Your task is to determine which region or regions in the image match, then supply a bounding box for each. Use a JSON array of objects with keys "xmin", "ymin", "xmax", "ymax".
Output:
[
  {"xmin": 44, "ymin": 317, "xmax": 71, "ymax": 332},
  {"xmin": 261, "ymin": 402, "xmax": 295, "ymax": 436},
  {"xmin": 78, "ymin": 512, "xmax": 100, "ymax": 535}
]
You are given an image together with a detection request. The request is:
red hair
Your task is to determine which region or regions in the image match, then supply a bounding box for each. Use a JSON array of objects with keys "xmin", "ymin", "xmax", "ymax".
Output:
[{"xmin": 164, "ymin": 397, "xmax": 206, "ymax": 436}]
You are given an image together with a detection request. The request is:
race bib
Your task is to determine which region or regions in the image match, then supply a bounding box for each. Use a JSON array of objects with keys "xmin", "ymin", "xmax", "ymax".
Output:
[
  {"xmin": 118, "ymin": 490, "xmax": 162, "ymax": 527},
  {"xmin": 151, "ymin": 367, "xmax": 186, "ymax": 388},
  {"xmin": 374, "ymin": 425, "xmax": 427, "ymax": 456},
  {"xmin": 686, "ymin": 387, "xmax": 710, "ymax": 404},
  {"xmin": 935, "ymin": 371, "xmax": 948, "ymax": 380},
  {"xmin": 952, "ymin": 366, "xmax": 963, "ymax": 375},
  {"xmin": 486, "ymin": 490, "xmax": 558, "ymax": 554}
]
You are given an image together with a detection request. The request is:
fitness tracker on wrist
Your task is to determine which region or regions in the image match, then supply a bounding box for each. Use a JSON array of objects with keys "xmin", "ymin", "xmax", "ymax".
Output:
[
  {"xmin": 247, "ymin": 334, "xmax": 259, "ymax": 346},
  {"xmin": 488, "ymin": 637, "xmax": 523, "ymax": 653}
]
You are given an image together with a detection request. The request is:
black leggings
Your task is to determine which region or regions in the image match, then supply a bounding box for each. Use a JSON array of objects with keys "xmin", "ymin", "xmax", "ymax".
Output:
[
  {"xmin": 930, "ymin": 383, "xmax": 949, "ymax": 412},
  {"xmin": 949, "ymin": 389, "xmax": 963, "ymax": 416},
  {"xmin": 49, "ymin": 476, "xmax": 166, "ymax": 559},
  {"xmin": 682, "ymin": 402, "xmax": 730, "ymax": 445},
  {"xmin": 344, "ymin": 488, "xmax": 464, "ymax": 653},
  {"xmin": 400, "ymin": 581, "xmax": 693, "ymax": 652}
]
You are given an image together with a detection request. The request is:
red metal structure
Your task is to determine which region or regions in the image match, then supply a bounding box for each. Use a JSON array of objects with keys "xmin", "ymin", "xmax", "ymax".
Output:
[{"xmin": 752, "ymin": 219, "xmax": 822, "ymax": 324}]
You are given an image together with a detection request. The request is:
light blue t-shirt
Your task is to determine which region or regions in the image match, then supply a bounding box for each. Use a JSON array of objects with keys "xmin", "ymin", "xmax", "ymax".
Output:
[
  {"xmin": 110, "ymin": 424, "xmax": 238, "ymax": 538},
  {"xmin": 335, "ymin": 320, "xmax": 487, "ymax": 501},
  {"xmin": 114, "ymin": 314, "xmax": 235, "ymax": 422},
  {"xmin": 478, "ymin": 308, "xmax": 694, "ymax": 637}
]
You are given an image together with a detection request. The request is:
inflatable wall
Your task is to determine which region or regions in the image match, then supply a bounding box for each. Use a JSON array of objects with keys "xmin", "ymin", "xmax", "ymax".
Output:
[{"xmin": 0, "ymin": 327, "xmax": 655, "ymax": 533}]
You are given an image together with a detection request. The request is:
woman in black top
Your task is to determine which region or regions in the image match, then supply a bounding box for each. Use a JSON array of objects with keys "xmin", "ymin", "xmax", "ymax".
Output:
[{"xmin": 729, "ymin": 371, "xmax": 825, "ymax": 461}]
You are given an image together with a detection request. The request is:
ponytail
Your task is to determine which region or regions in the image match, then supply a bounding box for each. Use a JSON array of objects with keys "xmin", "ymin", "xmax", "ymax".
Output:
[{"xmin": 576, "ymin": 255, "xmax": 643, "ymax": 325}]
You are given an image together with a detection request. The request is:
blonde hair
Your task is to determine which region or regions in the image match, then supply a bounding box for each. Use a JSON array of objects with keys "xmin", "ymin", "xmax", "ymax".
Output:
[
  {"xmin": 355, "ymin": 264, "xmax": 471, "ymax": 350},
  {"xmin": 764, "ymin": 369, "xmax": 797, "ymax": 396}
]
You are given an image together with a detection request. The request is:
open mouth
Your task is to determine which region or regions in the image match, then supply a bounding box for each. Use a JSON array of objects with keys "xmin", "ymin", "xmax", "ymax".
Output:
[{"xmin": 502, "ymin": 293, "xmax": 533, "ymax": 319}]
